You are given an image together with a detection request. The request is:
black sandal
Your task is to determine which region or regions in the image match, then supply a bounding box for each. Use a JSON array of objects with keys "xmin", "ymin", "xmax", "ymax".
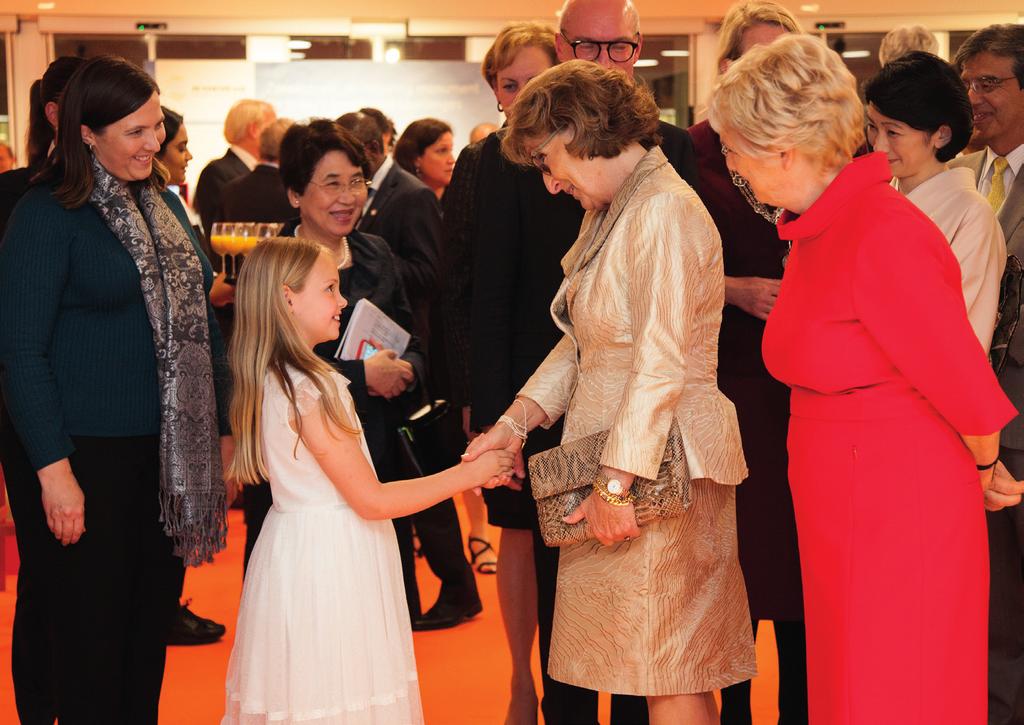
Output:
[{"xmin": 468, "ymin": 536, "xmax": 498, "ymax": 575}]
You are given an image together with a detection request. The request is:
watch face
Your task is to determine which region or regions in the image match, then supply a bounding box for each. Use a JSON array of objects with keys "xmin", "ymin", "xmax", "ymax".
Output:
[{"xmin": 607, "ymin": 478, "xmax": 623, "ymax": 495}]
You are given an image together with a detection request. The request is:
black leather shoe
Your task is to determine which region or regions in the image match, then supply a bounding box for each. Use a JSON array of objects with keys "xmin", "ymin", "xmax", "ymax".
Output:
[
  {"xmin": 410, "ymin": 599, "xmax": 483, "ymax": 632},
  {"xmin": 167, "ymin": 601, "xmax": 226, "ymax": 645}
]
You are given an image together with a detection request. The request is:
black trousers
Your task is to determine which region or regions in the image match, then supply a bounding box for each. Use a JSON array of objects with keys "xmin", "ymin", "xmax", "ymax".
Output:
[
  {"xmin": 243, "ymin": 479, "xmax": 479, "ymax": 618},
  {"xmin": 1, "ymin": 430, "xmax": 182, "ymax": 725},
  {"xmin": 720, "ymin": 619, "xmax": 809, "ymax": 725},
  {"xmin": 394, "ymin": 499, "xmax": 480, "ymax": 617},
  {"xmin": 989, "ymin": 448, "xmax": 1024, "ymax": 725}
]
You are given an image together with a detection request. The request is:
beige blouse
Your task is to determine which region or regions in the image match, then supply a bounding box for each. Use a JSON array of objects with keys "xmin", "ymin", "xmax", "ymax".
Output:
[
  {"xmin": 900, "ymin": 167, "xmax": 1007, "ymax": 352},
  {"xmin": 519, "ymin": 147, "xmax": 747, "ymax": 485}
]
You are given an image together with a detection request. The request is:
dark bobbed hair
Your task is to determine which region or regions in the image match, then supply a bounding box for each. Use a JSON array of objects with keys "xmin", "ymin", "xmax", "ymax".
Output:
[
  {"xmin": 393, "ymin": 118, "xmax": 452, "ymax": 176},
  {"xmin": 158, "ymin": 106, "xmax": 184, "ymax": 158},
  {"xmin": 953, "ymin": 23, "xmax": 1024, "ymax": 87},
  {"xmin": 278, "ymin": 119, "xmax": 371, "ymax": 195},
  {"xmin": 37, "ymin": 55, "xmax": 165, "ymax": 208},
  {"xmin": 26, "ymin": 56, "xmax": 84, "ymax": 169},
  {"xmin": 864, "ymin": 51, "xmax": 973, "ymax": 163}
]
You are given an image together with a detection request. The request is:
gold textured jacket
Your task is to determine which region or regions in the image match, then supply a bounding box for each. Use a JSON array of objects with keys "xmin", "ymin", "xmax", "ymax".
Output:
[{"xmin": 519, "ymin": 147, "xmax": 748, "ymax": 484}]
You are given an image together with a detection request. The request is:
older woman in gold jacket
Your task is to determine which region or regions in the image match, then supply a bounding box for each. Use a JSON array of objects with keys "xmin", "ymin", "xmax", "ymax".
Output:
[{"xmin": 465, "ymin": 61, "xmax": 755, "ymax": 724}]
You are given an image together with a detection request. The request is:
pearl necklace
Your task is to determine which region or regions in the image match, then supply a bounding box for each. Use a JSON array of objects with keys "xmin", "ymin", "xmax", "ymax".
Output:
[{"xmin": 295, "ymin": 225, "xmax": 353, "ymax": 269}]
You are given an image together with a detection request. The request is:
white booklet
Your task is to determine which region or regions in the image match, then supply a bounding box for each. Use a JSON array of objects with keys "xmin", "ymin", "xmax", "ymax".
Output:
[{"xmin": 335, "ymin": 298, "xmax": 411, "ymax": 361}]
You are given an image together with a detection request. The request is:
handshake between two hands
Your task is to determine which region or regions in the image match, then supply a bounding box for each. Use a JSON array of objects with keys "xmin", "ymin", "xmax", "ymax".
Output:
[{"xmin": 459, "ymin": 423, "xmax": 526, "ymax": 495}]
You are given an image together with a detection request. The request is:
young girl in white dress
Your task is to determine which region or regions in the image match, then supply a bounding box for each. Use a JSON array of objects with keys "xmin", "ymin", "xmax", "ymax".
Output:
[{"xmin": 222, "ymin": 237, "xmax": 515, "ymax": 725}]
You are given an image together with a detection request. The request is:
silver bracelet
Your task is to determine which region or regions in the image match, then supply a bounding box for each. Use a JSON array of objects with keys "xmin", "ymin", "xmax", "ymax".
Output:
[
  {"xmin": 514, "ymin": 398, "xmax": 530, "ymax": 435},
  {"xmin": 497, "ymin": 415, "xmax": 528, "ymax": 441}
]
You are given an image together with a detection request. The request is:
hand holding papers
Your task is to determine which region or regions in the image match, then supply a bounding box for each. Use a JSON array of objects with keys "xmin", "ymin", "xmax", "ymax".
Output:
[{"xmin": 335, "ymin": 298, "xmax": 411, "ymax": 361}]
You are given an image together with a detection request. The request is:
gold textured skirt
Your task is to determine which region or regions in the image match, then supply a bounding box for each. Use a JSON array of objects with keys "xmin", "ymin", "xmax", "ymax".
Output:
[{"xmin": 547, "ymin": 480, "xmax": 757, "ymax": 696}]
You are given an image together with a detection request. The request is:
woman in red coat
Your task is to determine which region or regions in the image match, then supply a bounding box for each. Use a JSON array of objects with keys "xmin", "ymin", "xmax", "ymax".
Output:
[{"xmin": 708, "ymin": 35, "xmax": 1016, "ymax": 724}]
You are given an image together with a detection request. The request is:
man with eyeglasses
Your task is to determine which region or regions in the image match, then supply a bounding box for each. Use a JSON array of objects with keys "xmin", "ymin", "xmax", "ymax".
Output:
[
  {"xmin": 950, "ymin": 23, "xmax": 1024, "ymax": 725},
  {"xmin": 554, "ymin": 0, "xmax": 699, "ymax": 191}
]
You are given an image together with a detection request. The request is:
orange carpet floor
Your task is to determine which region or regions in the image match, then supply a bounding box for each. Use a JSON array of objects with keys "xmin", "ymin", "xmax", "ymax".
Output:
[{"xmin": 0, "ymin": 506, "xmax": 782, "ymax": 724}]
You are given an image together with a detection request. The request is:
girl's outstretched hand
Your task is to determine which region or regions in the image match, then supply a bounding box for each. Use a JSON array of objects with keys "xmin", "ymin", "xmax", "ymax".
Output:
[
  {"xmin": 463, "ymin": 423, "xmax": 526, "ymax": 480},
  {"xmin": 459, "ymin": 449, "xmax": 519, "ymax": 492}
]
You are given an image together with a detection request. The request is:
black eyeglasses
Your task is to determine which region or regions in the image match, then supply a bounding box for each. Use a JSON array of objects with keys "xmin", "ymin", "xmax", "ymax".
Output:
[
  {"xmin": 530, "ymin": 128, "xmax": 562, "ymax": 175},
  {"xmin": 559, "ymin": 31, "xmax": 640, "ymax": 63},
  {"xmin": 962, "ymin": 75, "xmax": 1018, "ymax": 94}
]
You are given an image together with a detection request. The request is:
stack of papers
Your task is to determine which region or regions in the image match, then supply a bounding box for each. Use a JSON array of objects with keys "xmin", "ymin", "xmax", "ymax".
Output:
[{"xmin": 335, "ymin": 298, "xmax": 411, "ymax": 361}]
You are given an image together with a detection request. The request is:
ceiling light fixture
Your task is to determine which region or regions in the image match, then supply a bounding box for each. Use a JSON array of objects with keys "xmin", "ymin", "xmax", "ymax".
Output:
[
  {"xmin": 38, "ymin": 2, "xmax": 56, "ymax": 8},
  {"xmin": 660, "ymin": 50, "xmax": 690, "ymax": 57},
  {"xmin": 841, "ymin": 50, "xmax": 871, "ymax": 58},
  {"xmin": 800, "ymin": 4, "xmax": 820, "ymax": 11},
  {"xmin": 288, "ymin": 40, "xmax": 312, "ymax": 50},
  {"xmin": 634, "ymin": 59, "xmax": 659, "ymax": 67}
]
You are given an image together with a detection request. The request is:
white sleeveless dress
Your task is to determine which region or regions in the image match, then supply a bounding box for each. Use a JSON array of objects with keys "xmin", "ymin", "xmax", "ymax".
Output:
[{"xmin": 223, "ymin": 370, "xmax": 423, "ymax": 725}]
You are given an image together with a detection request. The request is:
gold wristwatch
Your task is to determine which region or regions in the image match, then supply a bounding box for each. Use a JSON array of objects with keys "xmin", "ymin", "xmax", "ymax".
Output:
[{"xmin": 594, "ymin": 474, "xmax": 635, "ymax": 506}]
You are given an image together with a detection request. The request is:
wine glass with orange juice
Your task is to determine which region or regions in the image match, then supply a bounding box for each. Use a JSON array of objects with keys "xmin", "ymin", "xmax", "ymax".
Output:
[{"xmin": 209, "ymin": 222, "xmax": 235, "ymax": 283}]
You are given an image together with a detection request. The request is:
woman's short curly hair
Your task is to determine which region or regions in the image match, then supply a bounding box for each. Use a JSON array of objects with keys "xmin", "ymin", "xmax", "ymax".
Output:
[
  {"xmin": 501, "ymin": 60, "xmax": 660, "ymax": 167},
  {"xmin": 707, "ymin": 34, "xmax": 864, "ymax": 171},
  {"xmin": 878, "ymin": 25, "xmax": 938, "ymax": 66},
  {"xmin": 481, "ymin": 22, "xmax": 558, "ymax": 88}
]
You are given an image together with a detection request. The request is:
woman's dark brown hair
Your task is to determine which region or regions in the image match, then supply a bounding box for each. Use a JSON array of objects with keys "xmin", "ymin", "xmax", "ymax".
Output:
[
  {"xmin": 26, "ymin": 56, "xmax": 84, "ymax": 170},
  {"xmin": 37, "ymin": 55, "xmax": 165, "ymax": 208},
  {"xmin": 393, "ymin": 118, "xmax": 452, "ymax": 177},
  {"xmin": 278, "ymin": 119, "xmax": 370, "ymax": 195},
  {"xmin": 502, "ymin": 60, "xmax": 660, "ymax": 167}
]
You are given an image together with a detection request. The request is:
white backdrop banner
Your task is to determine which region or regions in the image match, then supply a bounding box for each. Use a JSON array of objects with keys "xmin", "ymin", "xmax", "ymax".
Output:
[{"xmin": 155, "ymin": 59, "xmax": 500, "ymax": 200}]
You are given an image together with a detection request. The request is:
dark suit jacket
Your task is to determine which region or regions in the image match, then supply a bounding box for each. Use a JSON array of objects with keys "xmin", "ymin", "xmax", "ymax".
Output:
[
  {"xmin": 469, "ymin": 131, "xmax": 585, "ymax": 430},
  {"xmin": 953, "ymin": 150, "xmax": 1024, "ymax": 448},
  {"xmin": 193, "ymin": 149, "xmax": 249, "ymax": 235},
  {"xmin": 658, "ymin": 120, "xmax": 700, "ymax": 193},
  {"xmin": 221, "ymin": 164, "xmax": 294, "ymax": 224},
  {"xmin": 358, "ymin": 162, "xmax": 441, "ymax": 343},
  {"xmin": 281, "ymin": 219, "xmax": 426, "ymax": 481},
  {"xmin": 440, "ymin": 141, "xmax": 485, "ymax": 407}
]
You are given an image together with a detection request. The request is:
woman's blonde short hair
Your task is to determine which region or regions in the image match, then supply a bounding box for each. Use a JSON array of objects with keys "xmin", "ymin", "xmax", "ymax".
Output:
[
  {"xmin": 707, "ymin": 34, "xmax": 864, "ymax": 171},
  {"xmin": 223, "ymin": 99, "xmax": 274, "ymax": 145},
  {"xmin": 878, "ymin": 25, "xmax": 938, "ymax": 66},
  {"xmin": 717, "ymin": 1, "xmax": 803, "ymax": 68},
  {"xmin": 501, "ymin": 60, "xmax": 660, "ymax": 167},
  {"xmin": 481, "ymin": 22, "xmax": 558, "ymax": 88}
]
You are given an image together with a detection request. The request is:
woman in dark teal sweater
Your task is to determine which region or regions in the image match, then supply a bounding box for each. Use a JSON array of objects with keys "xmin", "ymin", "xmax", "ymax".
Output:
[{"xmin": 0, "ymin": 56, "xmax": 231, "ymax": 724}]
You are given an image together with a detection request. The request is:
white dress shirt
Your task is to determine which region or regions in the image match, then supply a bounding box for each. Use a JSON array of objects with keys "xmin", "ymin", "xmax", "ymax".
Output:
[{"xmin": 364, "ymin": 155, "xmax": 393, "ymax": 215}]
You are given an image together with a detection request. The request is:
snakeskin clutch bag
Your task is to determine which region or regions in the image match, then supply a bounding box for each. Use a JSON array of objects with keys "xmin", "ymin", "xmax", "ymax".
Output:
[{"xmin": 528, "ymin": 422, "xmax": 691, "ymax": 547}]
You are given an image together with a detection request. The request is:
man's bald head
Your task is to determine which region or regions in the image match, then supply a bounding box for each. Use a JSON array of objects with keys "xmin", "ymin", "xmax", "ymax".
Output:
[{"xmin": 556, "ymin": 0, "xmax": 642, "ymax": 77}]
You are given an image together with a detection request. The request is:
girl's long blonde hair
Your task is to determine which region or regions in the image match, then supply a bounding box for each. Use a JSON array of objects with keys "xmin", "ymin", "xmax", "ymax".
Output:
[{"xmin": 229, "ymin": 236, "xmax": 359, "ymax": 485}]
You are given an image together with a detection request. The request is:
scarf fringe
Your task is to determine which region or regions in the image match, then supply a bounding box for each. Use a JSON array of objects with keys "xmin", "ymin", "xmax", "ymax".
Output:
[{"xmin": 160, "ymin": 488, "xmax": 229, "ymax": 567}]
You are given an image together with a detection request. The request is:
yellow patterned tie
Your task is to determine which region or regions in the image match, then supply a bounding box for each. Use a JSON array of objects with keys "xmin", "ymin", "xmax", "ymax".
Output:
[{"xmin": 988, "ymin": 156, "xmax": 1009, "ymax": 213}]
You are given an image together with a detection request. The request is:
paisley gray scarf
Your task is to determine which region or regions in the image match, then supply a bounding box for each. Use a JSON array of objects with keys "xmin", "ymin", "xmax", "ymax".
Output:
[{"xmin": 89, "ymin": 155, "xmax": 226, "ymax": 566}]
